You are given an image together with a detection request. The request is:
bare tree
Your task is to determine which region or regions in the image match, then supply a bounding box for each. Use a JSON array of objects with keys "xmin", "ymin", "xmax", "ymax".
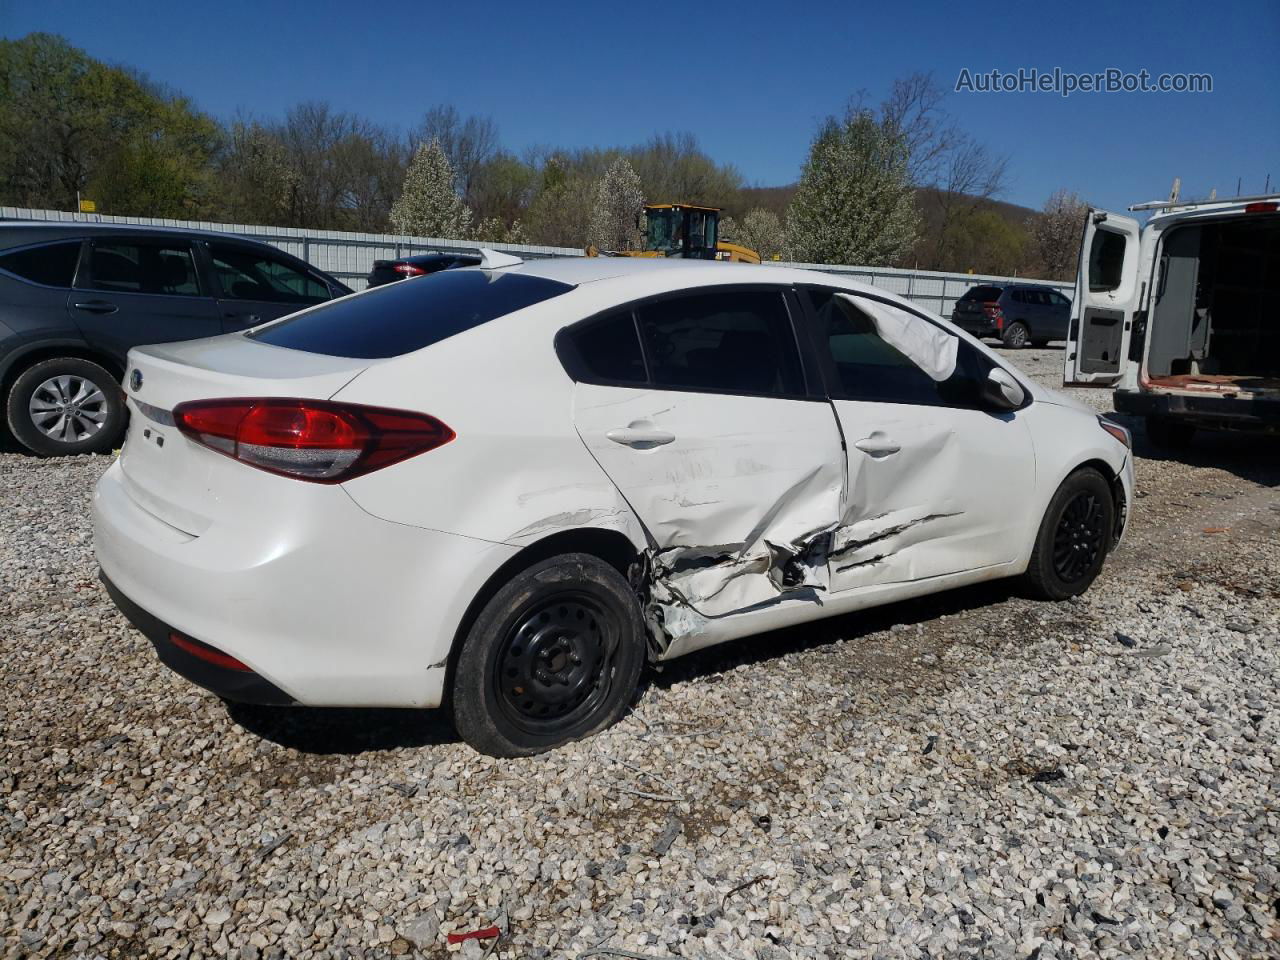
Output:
[
  {"xmin": 929, "ymin": 136, "xmax": 1010, "ymax": 266},
  {"xmin": 878, "ymin": 72, "xmax": 957, "ymax": 185},
  {"xmin": 1028, "ymin": 189, "xmax": 1089, "ymax": 280},
  {"xmin": 411, "ymin": 105, "xmax": 498, "ymax": 203}
]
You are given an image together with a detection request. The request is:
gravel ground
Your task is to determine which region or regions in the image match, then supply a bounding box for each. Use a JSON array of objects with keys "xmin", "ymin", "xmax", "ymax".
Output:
[{"xmin": 2, "ymin": 346, "xmax": 1278, "ymax": 960}]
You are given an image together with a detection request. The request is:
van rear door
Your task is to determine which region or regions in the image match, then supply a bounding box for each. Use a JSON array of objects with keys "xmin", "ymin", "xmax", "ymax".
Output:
[{"xmin": 1065, "ymin": 209, "xmax": 1142, "ymax": 385}]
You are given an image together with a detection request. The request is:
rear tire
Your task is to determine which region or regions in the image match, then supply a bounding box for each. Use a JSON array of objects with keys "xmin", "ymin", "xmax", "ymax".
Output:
[
  {"xmin": 6, "ymin": 357, "xmax": 125, "ymax": 457},
  {"xmin": 1145, "ymin": 415, "xmax": 1195, "ymax": 450},
  {"xmin": 451, "ymin": 553, "xmax": 646, "ymax": 757},
  {"xmin": 1021, "ymin": 467, "xmax": 1115, "ymax": 601},
  {"xmin": 1001, "ymin": 322, "xmax": 1030, "ymax": 349}
]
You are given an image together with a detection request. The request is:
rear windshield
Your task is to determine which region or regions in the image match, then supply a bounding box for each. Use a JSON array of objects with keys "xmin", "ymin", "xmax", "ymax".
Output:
[
  {"xmin": 250, "ymin": 269, "xmax": 574, "ymax": 359},
  {"xmin": 961, "ymin": 285, "xmax": 1004, "ymax": 302}
]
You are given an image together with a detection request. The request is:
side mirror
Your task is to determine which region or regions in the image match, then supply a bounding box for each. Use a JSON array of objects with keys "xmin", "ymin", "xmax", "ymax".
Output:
[{"xmin": 981, "ymin": 367, "xmax": 1026, "ymax": 410}]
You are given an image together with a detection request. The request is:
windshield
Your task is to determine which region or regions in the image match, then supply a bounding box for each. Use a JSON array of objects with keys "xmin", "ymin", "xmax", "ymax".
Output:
[
  {"xmin": 644, "ymin": 209, "xmax": 676, "ymax": 253},
  {"xmin": 644, "ymin": 208, "xmax": 718, "ymax": 256}
]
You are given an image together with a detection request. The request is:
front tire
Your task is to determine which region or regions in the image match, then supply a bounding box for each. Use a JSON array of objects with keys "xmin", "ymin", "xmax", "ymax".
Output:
[
  {"xmin": 451, "ymin": 553, "xmax": 646, "ymax": 757},
  {"xmin": 6, "ymin": 357, "xmax": 125, "ymax": 456},
  {"xmin": 1001, "ymin": 321, "xmax": 1030, "ymax": 349},
  {"xmin": 1021, "ymin": 468, "xmax": 1115, "ymax": 601}
]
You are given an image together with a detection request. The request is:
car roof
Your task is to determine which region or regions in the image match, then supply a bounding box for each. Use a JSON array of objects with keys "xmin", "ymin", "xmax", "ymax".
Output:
[
  {"xmin": 0, "ymin": 220, "xmax": 274, "ymax": 244},
  {"xmin": 499, "ymin": 255, "xmax": 836, "ymax": 288}
]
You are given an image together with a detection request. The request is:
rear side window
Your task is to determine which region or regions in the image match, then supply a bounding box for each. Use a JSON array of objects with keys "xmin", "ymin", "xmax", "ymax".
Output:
[
  {"xmin": 0, "ymin": 241, "xmax": 82, "ymax": 287},
  {"xmin": 88, "ymin": 242, "xmax": 201, "ymax": 296},
  {"xmin": 1088, "ymin": 229, "xmax": 1127, "ymax": 292},
  {"xmin": 635, "ymin": 290, "xmax": 804, "ymax": 396},
  {"xmin": 962, "ymin": 285, "xmax": 1003, "ymax": 302},
  {"xmin": 250, "ymin": 269, "xmax": 574, "ymax": 359},
  {"xmin": 558, "ymin": 310, "xmax": 647, "ymax": 385},
  {"xmin": 209, "ymin": 243, "xmax": 331, "ymax": 304}
]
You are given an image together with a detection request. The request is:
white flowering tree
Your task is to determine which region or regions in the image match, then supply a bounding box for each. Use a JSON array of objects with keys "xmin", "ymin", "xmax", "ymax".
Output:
[
  {"xmin": 734, "ymin": 208, "xmax": 786, "ymax": 260},
  {"xmin": 1029, "ymin": 189, "xmax": 1089, "ymax": 280},
  {"xmin": 390, "ymin": 139, "xmax": 472, "ymax": 238},
  {"xmin": 787, "ymin": 110, "xmax": 918, "ymax": 266},
  {"xmin": 588, "ymin": 157, "xmax": 644, "ymax": 252}
]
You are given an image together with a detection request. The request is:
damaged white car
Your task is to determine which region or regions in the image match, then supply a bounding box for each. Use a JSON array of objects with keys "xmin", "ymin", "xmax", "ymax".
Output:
[{"xmin": 94, "ymin": 255, "xmax": 1134, "ymax": 756}]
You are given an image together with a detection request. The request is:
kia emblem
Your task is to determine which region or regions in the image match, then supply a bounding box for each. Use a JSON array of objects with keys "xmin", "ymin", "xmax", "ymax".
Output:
[{"xmin": 129, "ymin": 369, "xmax": 143, "ymax": 392}]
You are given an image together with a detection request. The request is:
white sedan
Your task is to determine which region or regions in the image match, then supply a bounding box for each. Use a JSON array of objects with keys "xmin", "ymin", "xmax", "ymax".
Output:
[{"xmin": 94, "ymin": 254, "xmax": 1134, "ymax": 756}]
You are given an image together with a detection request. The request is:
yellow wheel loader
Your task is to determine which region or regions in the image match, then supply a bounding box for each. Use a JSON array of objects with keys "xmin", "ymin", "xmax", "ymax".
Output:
[{"xmin": 586, "ymin": 203, "xmax": 761, "ymax": 263}]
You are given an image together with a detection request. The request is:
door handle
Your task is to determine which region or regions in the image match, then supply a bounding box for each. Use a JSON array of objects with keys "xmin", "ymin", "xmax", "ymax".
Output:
[
  {"xmin": 606, "ymin": 425, "xmax": 675, "ymax": 449},
  {"xmin": 72, "ymin": 300, "xmax": 118, "ymax": 315},
  {"xmin": 224, "ymin": 312, "xmax": 262, "ymax": 325},
  {"xmin": 854, "ymin": 435, "xmax": 901, "ymax": 458}
]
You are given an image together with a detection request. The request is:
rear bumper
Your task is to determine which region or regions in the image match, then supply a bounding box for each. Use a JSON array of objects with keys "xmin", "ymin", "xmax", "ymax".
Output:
[
  {"xmin": 952, "ymin": 315, "xmax": 999, "ymax": 338},
  {"xmin": 1115, "ymin": 389, "xmax": 1280, "ymax": 432},
  {"xmin": 93, "ymin": 458, "xmax": 519, "ymax": 708},
  {"xmin": 100, "ymin": 571, "xmax": 294, "ymax": 705}
]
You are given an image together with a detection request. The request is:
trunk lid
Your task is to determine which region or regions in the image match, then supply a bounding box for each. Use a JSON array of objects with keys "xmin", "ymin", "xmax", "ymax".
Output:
[{"xmin": 118, "ymin": 335, "xmax": 370, "ymax": 535}]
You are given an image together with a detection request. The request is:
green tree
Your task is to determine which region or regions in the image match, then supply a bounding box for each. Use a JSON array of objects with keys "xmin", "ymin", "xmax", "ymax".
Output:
[
  {"xmin": 389, "ymin": 139, "xmax": 472, "ymax": 238},
  {"xmin": 942, "ymin": 209, "xmax": 1026, "ymax": 276},
  {"xmin": 786, "ymin": 109, "xmax": 918, "ymax": 265},
  {"xmin": 0, "ymin": 34, "xmax": 222, "ymax": 216},
  {"xmin": 217, "ymin": 120, "xmax": 298, "ymax": 225},
  {"xmin": 588, "ymin": 157, "xmax": 644, "ymax": 251},
  {"xmin": 523, "ymin": 155, "xmax": 592, "ymax": 247}
]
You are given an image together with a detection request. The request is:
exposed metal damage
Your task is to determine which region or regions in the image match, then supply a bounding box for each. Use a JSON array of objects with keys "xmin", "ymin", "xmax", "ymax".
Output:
[{"xmin": 641, "ymin": 506, "xmax": 964, "ymax": 658}]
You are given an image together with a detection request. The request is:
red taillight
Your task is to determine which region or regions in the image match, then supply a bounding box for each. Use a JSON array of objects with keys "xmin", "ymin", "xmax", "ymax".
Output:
[
  {"xmin": 982, "ymin": 302, "xmax": 1005, "ymax": 329},
  {"xmin": 172, "ymin": 398, "xmax": 454, "ymax": 483},
  {"xmin": 393, "ymin": 263, "xmax": 427, "ymax": 277},
  {"xmin": 1245, "ymin": 201, "xmax": 1278, "ymax": 214},
  {"xmin": 169, "ymin": 632, "xmax": 252, "ymax": 672}
]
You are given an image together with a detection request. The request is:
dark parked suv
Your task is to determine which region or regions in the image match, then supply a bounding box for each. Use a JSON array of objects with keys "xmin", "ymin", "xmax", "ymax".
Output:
[
  {"xmin": 951, "ymin": 283, "xmax": 1072, "ymax": 348},
  {"xmin": 0, "ymin": 222, "xmax": 351, "ymax": 456}
]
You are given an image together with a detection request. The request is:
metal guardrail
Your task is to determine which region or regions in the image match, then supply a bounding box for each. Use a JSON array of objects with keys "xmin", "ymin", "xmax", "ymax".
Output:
[{"xmin": 1, "ymin": 206, "xmax": 1073, "ymax": 314}]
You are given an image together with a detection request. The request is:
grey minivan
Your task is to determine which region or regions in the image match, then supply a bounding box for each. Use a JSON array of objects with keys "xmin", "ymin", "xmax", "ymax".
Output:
[
  {"xmin": 951, "ymin": 283, "xmax": 1072, "ymax": 348},
  {"xmin": 0, "ymin": 222, "xmax": 350, "ymax": 456}
]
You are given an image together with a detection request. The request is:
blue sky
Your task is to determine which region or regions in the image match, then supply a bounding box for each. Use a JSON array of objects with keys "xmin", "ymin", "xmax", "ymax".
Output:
[{"xmin": 3, "ymin": 0, "xmax": 1276, "ymax": 212}]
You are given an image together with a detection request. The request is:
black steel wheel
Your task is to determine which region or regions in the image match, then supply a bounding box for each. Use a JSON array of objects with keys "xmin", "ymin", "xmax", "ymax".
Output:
[
  {"xmin": 493, "ymin": 593, "xmax": 616, "ymax": 736},
  {"xmin": 1051, "ymin": 490, "xmax": 1107, "ymax": 584},
  {"xmin": 452, "ymin": 553, "xmax": 645, "ymax": 756},
  {"xmin": 1022, "ymin": 467, "xmax": 1116, "ymax": 600}
]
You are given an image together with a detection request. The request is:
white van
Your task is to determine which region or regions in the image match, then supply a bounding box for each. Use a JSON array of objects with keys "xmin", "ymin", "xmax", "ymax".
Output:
[{"xmin": 1065, "ymin": 195, "xmax": 1280, "ymax": 446}]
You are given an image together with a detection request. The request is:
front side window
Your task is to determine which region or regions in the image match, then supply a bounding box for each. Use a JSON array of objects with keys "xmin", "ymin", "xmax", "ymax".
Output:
[
  {"xmin": 250, "ymin": 268, "xmax": 574, "ymax": 359},
  {"xmin": 1048, "ymin": 290, "xmax": 1070, "ymax": 306},
  {"xmin": 0, "ymin": 240, "xmax": 82, "ymax": 287},
  {"xmin": 635, "ymin": 289, "xmax": 804, "ymax": 397},
  {"xmin": 805, "ymin": 289, "xmax": 992, "ymax": 408},
  {"xmin": 209, "ymin": 243, "xmax": 330, "ymax": 304},
  {"xmin": 1088, "ymin": 229, "xmax": 1127, "ymax": 292},
  {"xmin": 88, "ymin": 242, "xmax": 201, "ymax": 296}
]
